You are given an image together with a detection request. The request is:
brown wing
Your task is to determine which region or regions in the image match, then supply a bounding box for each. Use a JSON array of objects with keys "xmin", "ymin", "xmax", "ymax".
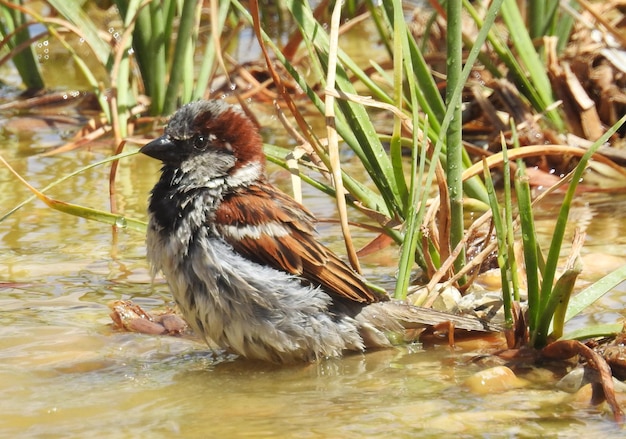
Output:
[{"xmin": 214, "ymin": 182, "xmax": 384, "ymax": 304}]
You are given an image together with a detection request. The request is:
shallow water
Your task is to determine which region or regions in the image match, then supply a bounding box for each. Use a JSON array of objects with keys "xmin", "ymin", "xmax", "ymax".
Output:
[
  {"xmin": 1, "ymin": 104, "xmax": 626, "ymax": 438},
  {"xmin": 2, "ymin": 6, "xmax": 626, "ymax": 434}
]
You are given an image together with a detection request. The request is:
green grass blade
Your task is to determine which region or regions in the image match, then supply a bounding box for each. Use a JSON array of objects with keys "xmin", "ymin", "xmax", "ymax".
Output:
[
  {"xmin": 501, "ymin": 137, "xmax": 520, "ymax": 301},
  {"xmin": 483, "ymin": 158, "xmax": 513, "ymax": 325},
  {"xmin": 394, "ymin": 114, "xmax": 428, "ymax": 299},
  {"xmin": 501, "ymin": 0, "xmax": 554, "ymax": 104},
  {"xmin": 393, "ymin": 123, "xmax": 421, "ymax": 299},
  {"xmin": 532, "ymin": 115, "xmax": 626, "ymax": 347},
  {"xmin": 527, "ymin": 0, "xmax": 546, "ymax": 39},
  {"xmin": 151, "ymin": 1, "xmax": 169, "ymax": 110},
  {"xmin": 553, "ymin": 1, "xmax": 577, "ymax": 53},
  {"xmin": 539, "ymin": 115, "xmax": 626, "ymax": 311},
  {"xmin": 433, "ymin": 0, "xmax": 508, "ymax": 204},
  {"xmin": 537, "ymin": 262, "xmax": 582, "ymax": 342},
  {"xmin": 514, "ymin": 161, "xmax": 540, "ymax": 331},
  {"xmin": 163, "ymin": 0, "xmax": 198, "ymax": 114},
  {"xmin": 0, "ymin": 151, "xmax": 146, "ymax": 232},
  {"xmin": 446, "ymin": 0, "xmax": 467, "ymax": 278},
  {"xmin": 1, "ymin": 149, "xmax": 140, "ymax": 222},
  {"xmin": 389, "ymin": 0, "xmax": 409, "ymax": 211},
  {"xmin": 380, "ymin": 1, "xmax": 444, "ymax": 132},
  {"xmin": 564, "ymin": 264, "xmax": 626, "ymax": 323},
  {"xmin": 41, "ymin": 199, "xmax": 146, "ymax": 232},
  {"xmin": 1, "ymin": 2, "xmax": 44, "ymax": 90},
  {"xmin": 562, "ymin": 324, "xmax": 624, "ymax": 341}
]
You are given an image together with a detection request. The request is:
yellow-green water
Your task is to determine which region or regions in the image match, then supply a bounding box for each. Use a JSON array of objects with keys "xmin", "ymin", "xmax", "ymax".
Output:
[
  {"xmin": 1, "ymin": 104, "xmax": 626, "ymax": 437},
  {"xmin": 2, "ymin": 5, "xmax": 626, "ymax": 431}
]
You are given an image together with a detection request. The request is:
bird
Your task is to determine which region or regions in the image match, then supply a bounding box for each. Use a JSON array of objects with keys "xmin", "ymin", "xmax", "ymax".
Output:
[{"xmin": 140, "ymin": 99, "xmax": 498, "ymax": 363}]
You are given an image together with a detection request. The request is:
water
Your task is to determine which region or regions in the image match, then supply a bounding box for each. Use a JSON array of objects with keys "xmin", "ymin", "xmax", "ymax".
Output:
[
  {"xmin": 2, "ymin": 4, "xmax": 626, "ymax": 434},
  {"xmin": 1, "ymin": 105, "xmax": 626, "ymax": 437}
]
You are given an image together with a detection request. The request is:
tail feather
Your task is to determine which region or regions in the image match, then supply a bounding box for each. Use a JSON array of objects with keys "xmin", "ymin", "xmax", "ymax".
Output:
[{"xmin": 356, "ymin": 301, "xmax": 503, "ymax": 342}]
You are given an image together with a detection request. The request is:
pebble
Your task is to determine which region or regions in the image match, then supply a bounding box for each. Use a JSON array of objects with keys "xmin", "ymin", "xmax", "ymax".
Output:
[{"xmin": 464, "ymin": 366, "xmax": 528, "ymax": 394}]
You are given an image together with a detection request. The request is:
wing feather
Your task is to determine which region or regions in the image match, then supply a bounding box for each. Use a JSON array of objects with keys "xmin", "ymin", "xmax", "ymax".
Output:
[{"xmin": 214, "ymin": 183, "xmax": 384, "ymax": 303}]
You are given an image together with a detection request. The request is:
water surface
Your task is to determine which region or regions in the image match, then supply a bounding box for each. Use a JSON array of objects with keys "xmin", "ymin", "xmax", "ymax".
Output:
[{"xmin": 1, "ymin": 111, "xmax": 626, "ymax": 437}]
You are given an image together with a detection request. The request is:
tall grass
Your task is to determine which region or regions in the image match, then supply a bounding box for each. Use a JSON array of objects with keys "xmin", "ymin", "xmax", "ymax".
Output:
[{"xmin": 0, "ymin": 0, "xmax": 44, "ymax": 91}]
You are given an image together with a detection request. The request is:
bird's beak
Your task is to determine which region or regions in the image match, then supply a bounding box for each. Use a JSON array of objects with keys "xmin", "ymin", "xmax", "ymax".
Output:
[{"xmin": 140, "ymin": 135, "xmax": 177, "ymax": 162}]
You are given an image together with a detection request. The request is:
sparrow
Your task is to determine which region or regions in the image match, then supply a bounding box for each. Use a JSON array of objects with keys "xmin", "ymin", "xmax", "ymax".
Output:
[{"xmin": 141, "ymin": 100, "xmax": 497, "ymax": 363}]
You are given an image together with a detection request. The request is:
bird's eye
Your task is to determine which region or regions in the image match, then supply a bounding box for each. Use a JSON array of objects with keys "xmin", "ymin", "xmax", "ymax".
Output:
[{"xmin": 193, "ymin": 135, "xmax": 208, "ymax": 150}]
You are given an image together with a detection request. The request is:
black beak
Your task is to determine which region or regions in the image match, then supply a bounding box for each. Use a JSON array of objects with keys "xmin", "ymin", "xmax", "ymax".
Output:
[{"xmin": 140, "ymin": 135, "xmax": 178, "ymax": 163}]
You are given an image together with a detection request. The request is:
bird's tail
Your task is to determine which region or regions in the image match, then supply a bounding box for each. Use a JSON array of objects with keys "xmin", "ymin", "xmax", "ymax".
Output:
[{"xmin": 355, "ymin": 301, "xmax": 503, "ymax": 348}]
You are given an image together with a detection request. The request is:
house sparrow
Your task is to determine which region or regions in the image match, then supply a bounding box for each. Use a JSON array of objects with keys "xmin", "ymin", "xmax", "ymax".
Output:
[{"xmin": 141, "ymin": 100, "xmax": 497, "ymax": 363}]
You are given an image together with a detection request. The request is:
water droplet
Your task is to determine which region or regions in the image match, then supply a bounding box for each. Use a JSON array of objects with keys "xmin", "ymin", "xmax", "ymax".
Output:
[{"xmin": 115, "ymin": 217, "xmax": 127, "ymax": 228}]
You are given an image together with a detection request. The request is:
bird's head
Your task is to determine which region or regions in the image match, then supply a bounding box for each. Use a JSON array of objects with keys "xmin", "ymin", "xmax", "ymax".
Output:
[{"xmin": 141, "ymin": 100, "xmax": 266, "ymax": 187}]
